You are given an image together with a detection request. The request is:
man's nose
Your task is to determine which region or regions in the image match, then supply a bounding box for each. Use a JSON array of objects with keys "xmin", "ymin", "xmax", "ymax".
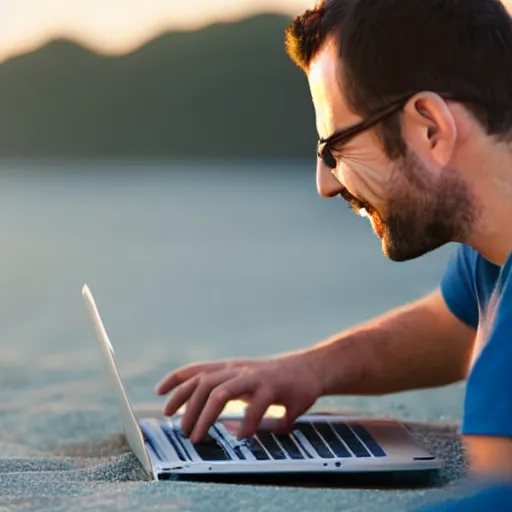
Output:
[{"xmin": 316, "ymin": 161, "xmax": 344, "ymax": 198}]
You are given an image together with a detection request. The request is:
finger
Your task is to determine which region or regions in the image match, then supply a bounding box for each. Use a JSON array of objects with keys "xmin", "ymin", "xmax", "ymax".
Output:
[
  {"xmin": 237, "ymin": 388, "xmax": 274, "ymax": 438},
  {"xmin": 155, "ymin": 361, "xmax": 229, "ymax": 395},
  {"xmin": 180, "ymin": 369, "xmax": 239, "ymax": 436},
  {"xmin": 163, "ymin": 374, "xmax": 202, "ymax": 417},
  {"xmin": 273, "ymin": 404, "xmax": 306, "ymax": 435},
  {"xmin": 190, "ymin": 376, "xmax": 257, "ymax": 443},
  {"xmin": 155, "ymin": 359, "xmax": 258, "ymax": 395}
]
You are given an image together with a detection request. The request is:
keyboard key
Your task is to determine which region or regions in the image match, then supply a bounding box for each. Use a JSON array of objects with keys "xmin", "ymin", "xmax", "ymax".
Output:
[
  {"xmin": 234, "ymin": 446, "xmax": 247, "ymax": 460},
  {"xmin": 256, "ymin": 431, "xmax": 287, "ymax": 460},
  {"xmin": 291, "ymin": 429, "xmax": 314, "ymax": 458},
  {"xmin": 295, "ymin": 423, "xmax": 334, "ymax": 458},
  {"xmin": 139, "ymin": 423, "xmax": 166, "ymax": 461},
  {"xmin": 245, "ymin": 437, "xmax": 270, "ymax": 460},
  {"xmin": 192, "ymin": 431, "xmax": 232, "ymax": 461},
  {"xmin": 313, "ymin": 422, "xmax": 351, "ymax": 458},
  {"xmin": 161, "ymin": 424, "xmax": 187, "ymax": 461},
  {"xmin": 330, "ymin": 423, "xmax": 371, "ymax": 458},
  {"xmin": 273, "ymin": 434, "xmax": 305, "ymax": 459},
  {"xmin": 351, "ymin": 424, "xmax": 387, "ymax": 457}
]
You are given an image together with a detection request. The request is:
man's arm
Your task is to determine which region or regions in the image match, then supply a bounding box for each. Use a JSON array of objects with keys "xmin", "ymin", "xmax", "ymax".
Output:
[
  {"xmin": 157, "ymin": 289, "xmax": 476, "ymax": 442},
  {"xmin": 310, "ymin": 289, "xmax": 476, "ymax": 397},
  {"xmin": 464, "ymin": 436, "xmax": 512, "ymax": 478}
]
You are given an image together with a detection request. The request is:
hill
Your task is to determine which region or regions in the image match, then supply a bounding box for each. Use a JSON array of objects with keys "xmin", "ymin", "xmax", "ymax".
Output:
[{"xmin": 0, "ymin": 14, "xmax": 317, "ymax": 160}]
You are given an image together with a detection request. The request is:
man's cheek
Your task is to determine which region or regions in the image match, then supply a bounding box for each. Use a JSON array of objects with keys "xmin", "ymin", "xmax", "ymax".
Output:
[
  {"xmin": 344, "ymin": 158, "xmax": 393, "ymax": 185},
  {"xmin": 342, "ymin": 158, "xmax": 392, "ymax": 203}
]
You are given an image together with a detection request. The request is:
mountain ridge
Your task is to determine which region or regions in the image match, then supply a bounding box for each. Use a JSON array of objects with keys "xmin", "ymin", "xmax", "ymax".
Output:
[{"xmin": 0, "ymin": 13, "xmax": 317, "ymax": 161}]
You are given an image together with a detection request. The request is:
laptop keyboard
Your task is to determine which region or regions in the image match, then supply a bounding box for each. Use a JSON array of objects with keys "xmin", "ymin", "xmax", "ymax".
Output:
[
  {"xmin": 314, "ymin": 422, "xmax": 353, "ymax": 458},
  {"xmin": 294, "ymin": 422, "xmax": 335, "ymax": 458},
  {"xmin": 191, "ymin": 432, "xmax": 232, "ymax": 461},
  {"xmin": 350, "ymin": 423, "xmax": 386, "ymax": 457},
  {"xmin": 143, "ymin": 420, "xmax": 387, "ymax": 462},
  {"xmin": 272, "ymin": 433, "xmax": 305, "ymax": 460},
  {"xmin": 331, "ymin": 422, "xmax": 371, "ymax": 458},
  {"xmin": 256, "ymin": 422, "xmax": 386, "ymax": 460},
  {"xmin": 245, "ymin": 437, "xmax": 270, "ymax": 460},
  {"xmin": 255, "ymin": 431, "xmax": 287, "ymax": 460}
]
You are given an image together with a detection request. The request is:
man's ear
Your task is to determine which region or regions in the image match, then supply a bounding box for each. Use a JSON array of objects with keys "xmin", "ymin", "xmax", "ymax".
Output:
[{"xmin": 401, "ymin": 92, "xmax": 457, "ymax": 167}]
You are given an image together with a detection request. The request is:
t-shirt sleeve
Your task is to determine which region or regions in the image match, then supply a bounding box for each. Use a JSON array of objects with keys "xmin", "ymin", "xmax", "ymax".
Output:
[
  {"xmin": 462, "ymin": 258, "xmax": 512, "ymax": 437},
  {"xmin": 440, "ymin": 244, "xmax": 479, "ymax": 330}
]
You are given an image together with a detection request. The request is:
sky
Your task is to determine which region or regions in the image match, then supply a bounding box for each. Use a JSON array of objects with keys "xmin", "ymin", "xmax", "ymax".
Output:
[{"xmin": 0, "ymin": 0, "xmax": 312, "ymax": 62}]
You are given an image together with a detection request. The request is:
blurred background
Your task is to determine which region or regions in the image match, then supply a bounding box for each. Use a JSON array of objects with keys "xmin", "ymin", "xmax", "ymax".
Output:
[{"xmin": 0, "ymin": 0, "xmax": 469, "ymax": 450}]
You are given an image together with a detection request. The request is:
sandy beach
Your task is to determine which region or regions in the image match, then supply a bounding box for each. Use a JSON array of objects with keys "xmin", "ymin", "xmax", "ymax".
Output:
[
  {"xmin": 0, "ymin": 166, "xmax": 473, "ymax": 511},
  {"xmin": 0, "ymin": 392, "xmax": 471, "ymax": 511}
]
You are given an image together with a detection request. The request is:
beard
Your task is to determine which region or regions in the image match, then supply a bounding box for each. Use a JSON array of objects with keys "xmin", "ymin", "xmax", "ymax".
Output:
[{"xmin": 346, "ymin": 149, "xmax": 477, "ymax": 262}]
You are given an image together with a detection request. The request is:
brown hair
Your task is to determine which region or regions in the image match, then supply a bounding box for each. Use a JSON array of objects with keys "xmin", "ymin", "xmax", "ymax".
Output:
[{"xmin": 285, "ymin": 0, "xmax": 512, "ymax": 158}]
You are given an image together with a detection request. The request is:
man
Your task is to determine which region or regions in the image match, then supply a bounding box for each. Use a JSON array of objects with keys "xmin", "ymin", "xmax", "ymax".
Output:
[{"xmin": 156, "ymin": 0, "xmax": 512, "ymax": 478}]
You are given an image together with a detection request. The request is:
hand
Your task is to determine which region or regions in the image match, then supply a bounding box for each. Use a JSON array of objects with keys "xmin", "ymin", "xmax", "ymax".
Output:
[{"xmin": 155, "ymin": 352, "xmax": 323, "ymax": 443}]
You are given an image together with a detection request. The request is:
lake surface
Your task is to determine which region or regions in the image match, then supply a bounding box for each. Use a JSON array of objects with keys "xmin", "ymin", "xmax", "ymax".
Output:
[{"xmin": 0, "ymin": 160, "xmax": 465, "ymax": 452}]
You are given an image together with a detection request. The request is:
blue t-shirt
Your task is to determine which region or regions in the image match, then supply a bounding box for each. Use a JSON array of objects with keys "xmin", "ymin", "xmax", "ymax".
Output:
[{"xmin": 441, "ymin": 243, "xmax": 512, "ymax": 437}]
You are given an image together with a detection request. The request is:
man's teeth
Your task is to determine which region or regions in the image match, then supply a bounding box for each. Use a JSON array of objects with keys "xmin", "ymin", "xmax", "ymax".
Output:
[{"xmin": 358, "ymin": 207, "xmax": 368, "ymax": 218}]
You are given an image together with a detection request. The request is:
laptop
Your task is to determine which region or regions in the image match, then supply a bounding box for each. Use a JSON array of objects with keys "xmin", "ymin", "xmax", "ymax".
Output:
[{"xmin": 81, "ymin": 284, "xmax": 442, "ymax": 482}]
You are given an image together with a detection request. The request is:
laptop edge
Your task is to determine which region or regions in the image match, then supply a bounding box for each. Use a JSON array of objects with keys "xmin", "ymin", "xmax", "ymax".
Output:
[{"xmin": 82, "ymin": 284, "xmax": 156, "ymax": 480}]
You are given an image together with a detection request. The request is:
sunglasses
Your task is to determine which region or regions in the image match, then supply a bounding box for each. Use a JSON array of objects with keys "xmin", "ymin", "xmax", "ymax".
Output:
[
  {"xmin": 316, "ymin": 96, "xmax": 410, "ymax": 170},
  {"xmin": 316, "ymin": 92, "xmax": 474, "ymax": 170}
]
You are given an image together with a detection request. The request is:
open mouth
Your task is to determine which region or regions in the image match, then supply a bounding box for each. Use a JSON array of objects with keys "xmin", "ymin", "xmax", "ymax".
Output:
[
  {"xmin": 339, "ymin": 187, "xmax": 384, "ymax": 237},
  {"xmin": 339, "ymin": 187, "xmax": 374, "ymax": 217}
]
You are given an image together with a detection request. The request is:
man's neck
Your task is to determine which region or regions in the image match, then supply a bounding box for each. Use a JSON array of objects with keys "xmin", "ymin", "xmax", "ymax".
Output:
[{"xmin": 465, "ymin": 141, "xmax": 512, "ymax": 265}]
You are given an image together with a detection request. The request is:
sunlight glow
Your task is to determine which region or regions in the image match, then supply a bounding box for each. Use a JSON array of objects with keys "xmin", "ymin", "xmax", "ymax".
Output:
[
  {"xmin": 177, "ymin": 399, "xmax": 286, "ymax": 418},
  {"xmin": 2, "ymin": 1, "xmax": 511, "ymax": 64},
  {"xmin": 0, "ymin": 0, "xmax": 312, "ymax": 62}
]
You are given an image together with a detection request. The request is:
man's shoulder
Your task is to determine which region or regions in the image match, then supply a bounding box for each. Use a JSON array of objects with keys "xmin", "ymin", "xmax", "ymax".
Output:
[{"xmin": 440, "ymin": 244, "xmax": 499, "ymax": 329}]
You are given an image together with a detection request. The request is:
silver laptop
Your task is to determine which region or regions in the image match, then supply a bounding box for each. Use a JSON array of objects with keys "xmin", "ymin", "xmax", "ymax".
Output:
[{"xmin": 81, "ymin": 284, "xmax": 441, "ymax": 482}]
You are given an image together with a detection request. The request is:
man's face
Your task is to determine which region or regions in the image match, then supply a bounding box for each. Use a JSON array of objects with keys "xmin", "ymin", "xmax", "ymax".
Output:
[{"xmin": 307, "ymin": 39, "xmax": 475, "ymax": 261}]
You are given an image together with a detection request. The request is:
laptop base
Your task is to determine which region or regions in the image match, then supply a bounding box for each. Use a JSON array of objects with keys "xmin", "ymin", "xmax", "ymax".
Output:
[{"xmin": 140, "ymin": 412, "xmax": 442, "ymax": 482}]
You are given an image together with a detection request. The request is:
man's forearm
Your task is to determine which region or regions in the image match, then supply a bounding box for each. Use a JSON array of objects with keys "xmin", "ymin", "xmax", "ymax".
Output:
[{"xmin": 306, "ymin": 290, "xmax": 476, "ymax": 397}]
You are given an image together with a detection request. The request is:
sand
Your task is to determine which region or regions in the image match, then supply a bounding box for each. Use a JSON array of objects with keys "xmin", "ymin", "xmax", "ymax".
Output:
[{"xmin": 0, "ymin": 399, "xmax": 475, "ymax": 512}]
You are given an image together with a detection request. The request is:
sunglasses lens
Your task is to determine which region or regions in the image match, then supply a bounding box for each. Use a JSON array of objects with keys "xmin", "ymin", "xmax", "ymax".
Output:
[{"xmin": 322, "ymin": 147, "xmax": 337, "ymax": 169}]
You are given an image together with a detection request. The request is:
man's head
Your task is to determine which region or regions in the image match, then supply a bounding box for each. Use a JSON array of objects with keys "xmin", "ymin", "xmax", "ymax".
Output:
[{"xmin": 285, "ymin": 0, "xmax": 512, "ymax": 261}]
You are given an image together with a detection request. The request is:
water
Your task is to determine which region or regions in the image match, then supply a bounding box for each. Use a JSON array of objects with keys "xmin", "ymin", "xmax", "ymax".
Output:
[{"xmin": 0, "ymin": 160, "xmax": 464, "ymax": 451}]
